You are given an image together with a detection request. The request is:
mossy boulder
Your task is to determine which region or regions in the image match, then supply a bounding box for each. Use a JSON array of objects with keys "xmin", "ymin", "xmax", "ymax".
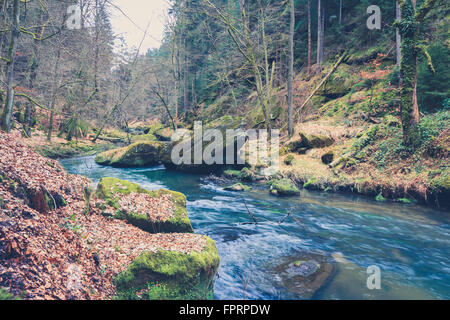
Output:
[
  {"xmin": 114, "ymin": 237, "xmax": 220, "ymax": 300},
  {"xmin": 239, "ymin": 167, "xmax": 254, "ymax": 182},
  {"xmin": 95, "ymin": 141, "xmax": 169, "ymax": 167},
  {"xmin": 96, "ymin": 177, "xmax": 194, "ymax": 233},
  {"xmin": 269, "ymin": 179, "xmax": 300, "ymax": 197},
  {"xmin": 224, "ymin": 183, "xmax": 252, "ymax": 192}
]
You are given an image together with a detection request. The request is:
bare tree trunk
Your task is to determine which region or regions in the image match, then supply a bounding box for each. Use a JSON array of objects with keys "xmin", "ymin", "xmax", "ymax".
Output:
[
  {"xmin": 183, "ymin": 39, "xmax": 190, "ymax": 116},
  {"xmin": 316, "ymin": 0, "xmax": 324, "ymax": 68},
  {"xmin": 0, "ymin": 0, "xmax": 9, "ymax": 64},
  {"xmin": 339, "ymin": 0, "xmax": 342, "ymax": 25},
  {"xmin": 307, "ymin": 0, "xmax": 312, "ymax": 76},
  {"xmin": 94, "ymin": 0, "xmax": 100, "ymax": 93},
  {"xmin": 47, "ymin": 48, "xmax": 62, "ymax": 141},
  {"xmin": 288, "ymin": 0, "xmax": 295, "ymax": 137},
  {"xmin": 396, "ymin": 1, "xmax": 401, "ymax": 67},
  {"xmin": 0, "ymin": 0, "xmax": 20, "ymax": 132}
]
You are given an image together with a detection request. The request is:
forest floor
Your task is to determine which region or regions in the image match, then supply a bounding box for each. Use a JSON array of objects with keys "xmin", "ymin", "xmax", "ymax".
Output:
[{"xmin": 0, "ymin": 131, "xmax": 206, "ymax": 300}]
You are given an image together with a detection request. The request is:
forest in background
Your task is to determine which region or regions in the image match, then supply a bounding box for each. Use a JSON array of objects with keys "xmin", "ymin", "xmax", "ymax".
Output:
[{"xmin": 0, "ymin": 0, "xmax": 448, "ymax": 206}]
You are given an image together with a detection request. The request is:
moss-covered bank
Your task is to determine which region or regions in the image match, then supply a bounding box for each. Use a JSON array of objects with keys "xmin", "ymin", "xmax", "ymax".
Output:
[{"xmin": 114, "ymin": 237, "xmax": 220, "ymax": 300}]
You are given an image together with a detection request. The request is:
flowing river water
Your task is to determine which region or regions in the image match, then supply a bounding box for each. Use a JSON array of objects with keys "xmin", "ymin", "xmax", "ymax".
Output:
[{"xmin": 60, "ymin": 156, "xmax": 450, "ymax": 300}]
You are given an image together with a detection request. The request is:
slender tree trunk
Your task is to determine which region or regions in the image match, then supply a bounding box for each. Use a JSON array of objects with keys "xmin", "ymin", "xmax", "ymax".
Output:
[
  {"xmin": 288, "ymin": 0, "xmax": 295, "ymax": 137},
  {"xmin": 395, "ymin": 1, "xmax": 401, "ymax": 67},
  {"xmin": 399, "ymin": 0, "xmax": 420, "ymax": 146},
  {"xmin": 0, "ymin": 0, "xmax": 20, "ymax": 132},
  {"xmin": 307, "ymin": 0, "xmax": 312, "ymax": 76},
  {"xmin": 94, "ymin": 0, "xmax": 100, "ymax": 93},
  {"xmin": 47, "ymin": 48, "xmax": 62, "ymax": 141},
  {"xmin": 339, "ymin": 0, "xmax": 342, "ymax": 25},
  {"xmin": 316, "ymin": 0, "xmax": 324, "ymax": 68},
  {"xmin": 0, "ymin": 0, "xmax": 9, "ymax": 66},
  {"xmin": 183, "ymin": 39, "xmax": 190, "ymax": 116}
]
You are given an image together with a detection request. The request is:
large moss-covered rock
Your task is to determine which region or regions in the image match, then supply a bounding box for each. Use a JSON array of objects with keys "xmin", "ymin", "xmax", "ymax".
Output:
[
  {"xmin": 96, "ymin": 177, "xmax": 194, "ymax": 233},
  {"xmin": 268, "ymin": 179, "xmax": 301, "ymax": 197},
  {"xmin": 114, "ymin": 237, "xmax": 220, "ymax": 300},
  {"xmin": 163, "ymin": 117, "xmax": 247, "ymax": 174},
  {"xmin": 95, "ymin": 141, "xmax": 169, "ymax": 167}
]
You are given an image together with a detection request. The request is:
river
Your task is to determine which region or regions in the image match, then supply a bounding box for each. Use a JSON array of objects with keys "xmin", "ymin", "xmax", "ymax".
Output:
[{"xmin": 60, "ymin": 156, "xmax": 450, "ymax": 300}]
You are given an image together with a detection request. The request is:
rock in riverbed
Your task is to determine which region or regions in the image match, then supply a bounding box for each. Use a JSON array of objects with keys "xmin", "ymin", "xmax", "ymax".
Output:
[
  {"xmin": 272, "ymin": 253, "xmax": 335, "ymax": 299},
  {"xmin": 95, "ymin": 141, "xmax": 170, "ymax": 167}
]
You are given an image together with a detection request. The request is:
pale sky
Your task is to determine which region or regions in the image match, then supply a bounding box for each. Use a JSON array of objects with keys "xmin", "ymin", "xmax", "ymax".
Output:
[{"xmin": 110, "ymin": 0, "xmax": 170, "ymax": 53}]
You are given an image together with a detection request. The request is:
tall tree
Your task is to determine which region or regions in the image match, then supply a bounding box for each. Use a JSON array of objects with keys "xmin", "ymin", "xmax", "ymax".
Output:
[
  {"xmin": 288, "ymin": 0, "xmax": 295, "ymax": 137},
  {"xmin": 396, "ymin": 1, "xmax": 401, "ymax": 67},
  {"xmin": 316, "ymin": 0, "xmax": 325, "ymax": 68},
  {"xmin": 399, "ymin": 0, "xmax": 439, "ymax": 146},
  {"xmin": 0, "ymin": 0, "xmax": 20, "ymax": 132},
  {"xmin": 307, "ymin": 0, "xmax": 312, "ymax": 76}
]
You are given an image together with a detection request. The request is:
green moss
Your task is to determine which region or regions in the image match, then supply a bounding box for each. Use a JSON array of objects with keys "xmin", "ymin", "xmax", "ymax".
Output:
[
  {"xmin": 303, "ymin": 178, "xmax": 319, "ymax": 190},
  {"xmin": 95, "ymin": 141, "xmax": 167, "ymax": 168},
  {"xmin": 284, "ymin": 155, "xmax": 294, "ymax": 166},
  {"xmin": 96, "ymin": 177, "xmax": 193, "ymax": 233},
  {"xmin": 0, "ymin": 288, "xmax": 19, "ymax": 300},
  {"xmin": 269, "ymin": 179, "xmax": 300, "ymax": 197},
  {"xmin": 224, "ymin": 183, "xmax": 252, "ymax": 192},
  {"xmin": 239, "ymin": 167, "xmax": 254, "ymax": 182},
  {"xmin": 397, "ymin": 198, "xmax": 415, "ymax": 204},
  {"xmin": 153, "ymin": 127, "xmax": 173, "ymax": 142},
  {"xmin": 375, "ymin": 194, "xmax": 387, "ymax": 202},
  {"xmin": 223, "ymin": 169, "xmax": 241, "ymax": 179},
  {"xmin": 114, "ymin": 237, "xmax": 220, "ymax": 300}
]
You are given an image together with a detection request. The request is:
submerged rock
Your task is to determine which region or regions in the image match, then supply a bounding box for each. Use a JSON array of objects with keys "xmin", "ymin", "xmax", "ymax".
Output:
[
  {"xmin": 272, "ymin": 253, "xmax": 335, "ymax": 299},
  {"xmin": 96, "ymin": 177, "xmax": 194, "ymax": 233},
  {"xmin": 114, "ymin": 237, "xmax": 220, "ymax": 300}
]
